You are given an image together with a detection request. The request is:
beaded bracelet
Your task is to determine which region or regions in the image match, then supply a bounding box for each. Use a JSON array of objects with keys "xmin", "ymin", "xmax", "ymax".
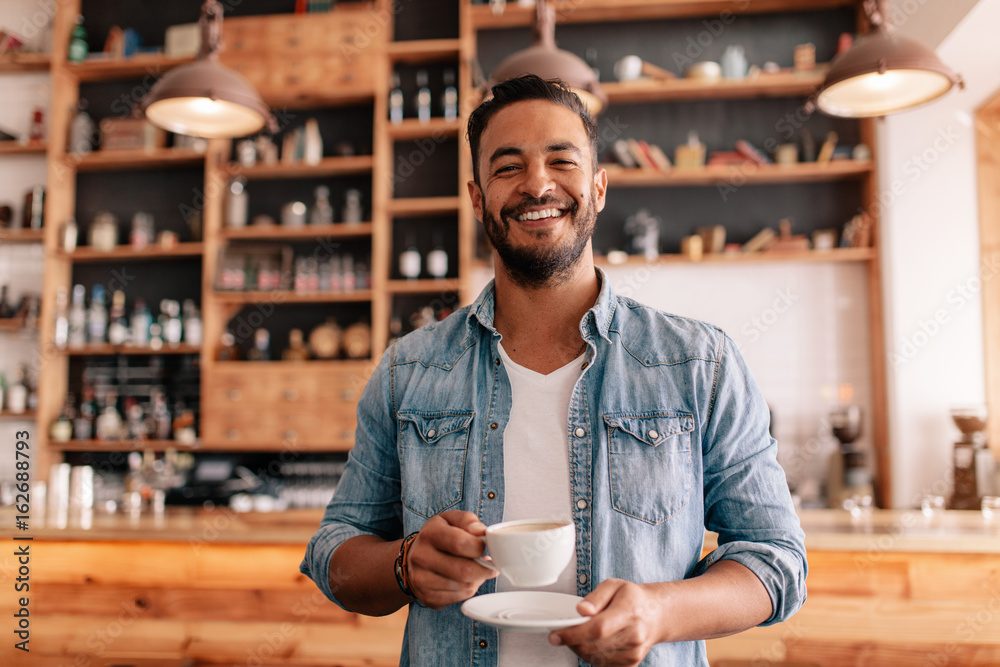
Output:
[{"xmin": 394, "ymin": 532, "xmax": 419, "ymax": 599}]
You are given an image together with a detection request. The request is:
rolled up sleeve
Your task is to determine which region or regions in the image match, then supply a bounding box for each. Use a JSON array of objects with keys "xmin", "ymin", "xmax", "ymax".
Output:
[
  {"xmin": 300, "ymin": 347, "xmax": 404, "ymax": 609},
  {"xmin": 694, "ymin": 332, "xmax": 808, "ymax": 625}
]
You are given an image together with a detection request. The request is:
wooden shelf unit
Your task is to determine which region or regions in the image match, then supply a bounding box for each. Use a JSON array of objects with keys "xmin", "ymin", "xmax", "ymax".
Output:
[
  {"xmin": 387, "ymin": 279, "xmax": 461, "ymax": 294},
  {"xmin": 603, "ymin": 160, "xmax": 873, "ymax": 187},
  {"xmin": 65, "ymin": 243, "xmax": 204, "ymax": 262},
  {"xmin": 58, "ymin": 344, "xmax": 201, "ymax": 356},
  {"xmin": 71, "ymin": 148, "xmax": 207, "ymax": 172},
  {"xmin": 228, "ymin": 155, "xmax": 374, "ymax": 180},
  {"xmin": 56, "ymin": 439, "xmax": 201, "ymax": 452},
  {"xmin": 0, "ymin": 229, "xmax": 45, "ymax": 243},
  {"xmin": 219, "ymin": 222, "xmax": 373, "ymax": 241},
  {"xmin": 602, "ymin": 68, "xmax": 827, "ymax": 103},
  {"xmin": 66, "ymin": 54, "xmax": 195, "ymax": 82},
  {"xmin": 597, "ymin": 247, "xmax": 876, "ymax": 266},
  {"xmin": 0, "ymin": 410, "xmax": 37, "ymax": 421},
  {"xmin": 386, "ymin": 118, "xmax": 461, "ymax": 141},
  {"xmin": 212, "ymin": 290, "xmax": 373, "ymax": 305},
  {"xmin": 0, "ymin": 142, "xmax": 47, "ymax": 155},
  {"xmin": 387, "ymin": 196, "xmax": 462, "ymax": 216},
  {"xmin": 0, "ymin": 53, "xmax": 51, "ymax": 72},
  {"xmin": 386, "ymin": 38, "xmax": 462, "ymax": 63}
]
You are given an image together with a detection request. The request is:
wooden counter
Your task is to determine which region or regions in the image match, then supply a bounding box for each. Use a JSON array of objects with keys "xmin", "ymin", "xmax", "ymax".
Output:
[{"xmin": 2, "ymin": 509, "xmax": 998, "ymax": 666}]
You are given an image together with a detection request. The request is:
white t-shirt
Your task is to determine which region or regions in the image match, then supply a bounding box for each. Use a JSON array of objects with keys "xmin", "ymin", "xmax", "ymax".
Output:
[{"xmin": 496, "ymin": 342, "xmax": 584, "ymax": 667}]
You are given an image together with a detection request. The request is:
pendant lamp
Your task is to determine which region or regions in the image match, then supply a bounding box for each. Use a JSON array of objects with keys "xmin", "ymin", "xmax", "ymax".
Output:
[
  {"xmin": 489, "ymin": 0, "xmax": 606, "ymax": 115},
  {"xmin": 815, "ymin": 0, "xmax": 963, "ymax": 118},
  {"xmin": 140, "ymin": 0, "xmax": 274, "ymax": 138}
]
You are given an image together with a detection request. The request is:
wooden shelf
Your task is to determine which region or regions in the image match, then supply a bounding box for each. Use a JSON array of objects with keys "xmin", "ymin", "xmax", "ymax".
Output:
[
  {"xmin": 597, "ymin": 247, "xmax": 876, "ymax": 266},
  {"xmin": 0, "ymin": 229, "xmax": 44, "ymax": 243},
  {"xmin": 387, "ymin": 279, "xmax": 461, "ymax": 294},
  {"xmin": 67, "ymin": 243, "xmax": 204, "ymax": 262},
  {"xmin": 229, "ymin": 155, "xmax": 373, "ymax": 180},
  {"xmin": 212, "ymin": 290, "xmax": 373, "ymax": 304},
  {"xmin": 388, "ymin": 196, "xmax": 461, "ymax": 217},
  {"xmin": 602, "ymin": 160, "xmax": 872, "ymax": 187},
  {"xmin": 67, "ymin": 54, "xmax": 195, "ymax": 82},
  {"xmin": 56, "ymin": 439, "xmax": 201, "ymax": 452},
  {"xmin": 72, "ymin": 148, "xmax": 206, "ymax": 172},
  {"xmin": 0, "ymin": 142, "xmax": 47, "ymax": 155},
  {"xmin": 468, "ymin": 0, "xmax": 856, "ymax": 28},
  {"xmin": 0, "ymin": 318, "xmax": 35, "ymax": 333},
  {"xmin": 220, "ymin": 222, "xmax": 373, "ymax": 241},
  {"xmin": 603, "ymin": 69, "xmax": 827, "ymax": 104},
  {"xmin": 0, "ymin": 53, "xmax": 51, "ymax": 72},
  {"xmin": 262, "ymin": 88, "xmax": 375, "ymax": 111},
  {"xmin": 0, "ymin": 410, "xmax": 36, "ymax": 421},
  {"xmin": 60, "ymin": 343, "xmax": 201, "ymax": 356},
  {"xmin": 387, "ymin": 118, "xmax": 461, "ymax": 141},
  {"xmin": 387, "ymin": 38, "xmax": 462, "ymax": 63}
]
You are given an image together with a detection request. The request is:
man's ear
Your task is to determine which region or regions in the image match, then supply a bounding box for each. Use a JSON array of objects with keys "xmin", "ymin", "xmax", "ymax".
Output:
[
  {"xmin": 467, "ymin": 180, "xmax": 484, "ymax": 221},
  {"xmin": 593, "ymin": 167, "xmax": 608, "ymax": 213}
]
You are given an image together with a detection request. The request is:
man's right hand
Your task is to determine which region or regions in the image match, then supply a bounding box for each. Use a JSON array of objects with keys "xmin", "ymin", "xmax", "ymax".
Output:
[{"xmin": 406, "ymin": 510, "xmax": 498, "ymax": 609}]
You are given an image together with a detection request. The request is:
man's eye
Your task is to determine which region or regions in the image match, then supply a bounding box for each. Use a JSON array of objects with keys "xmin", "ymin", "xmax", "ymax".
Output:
[
  {"xmin": 495, "ymin": 165, "xmax": 517, "ymax": 174},
  {"xmin": 553, "ymin": 159, "xmax": 575, "ymax": 166}
]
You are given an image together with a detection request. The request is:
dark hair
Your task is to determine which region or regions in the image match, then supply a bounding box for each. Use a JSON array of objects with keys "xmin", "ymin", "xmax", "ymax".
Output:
[{"xmin": 467, "ymin": 74, "xmax": 599, "ymax": 186}]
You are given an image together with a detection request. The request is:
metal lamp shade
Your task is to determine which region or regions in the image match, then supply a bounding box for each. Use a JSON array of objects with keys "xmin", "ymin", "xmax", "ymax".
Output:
[
  {"xmin": 141, "ymin": 59, "xmax": 271, "ymax": 138},
  {"xmin": 816, "ymin": 30, "xmax": 961, "ymax": 118},
  {"xmin": 492, "ymin": 44, "xmax": 607, "ymax": 115}
]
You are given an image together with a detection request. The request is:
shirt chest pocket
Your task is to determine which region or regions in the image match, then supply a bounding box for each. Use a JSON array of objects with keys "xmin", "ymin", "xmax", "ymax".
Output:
[
  {"xmin": 603, "ymin": 413, "xmax": 694, "ymax": 525},
  {"xmin": 398, "ymin": 411, "xmax": 474, "ymax": 519}
]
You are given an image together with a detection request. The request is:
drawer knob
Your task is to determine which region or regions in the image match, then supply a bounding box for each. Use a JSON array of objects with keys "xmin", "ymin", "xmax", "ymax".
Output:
[
  {"xmin": 340, "ymin": 389, "xmax": 356, "ymax": 401},
  {"xmin": 283, "ymin": 390, "xmax": 299, "ymax": 401},
  {"xmin": 227, "ymin": 389, "xmax": 242, "ymax": 401},
  {"xmin": 283, "ymin": 430, "xmax": 299, "ymax": 442},
  {"xmin": 226, "ymin": 429, "xmax": 241, "ymax": 440}
]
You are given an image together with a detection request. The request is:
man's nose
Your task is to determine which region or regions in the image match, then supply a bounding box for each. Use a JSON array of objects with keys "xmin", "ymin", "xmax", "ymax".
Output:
[{"xmin": 518, "ymin": 163, "xmax": 556, "ymax": 198}]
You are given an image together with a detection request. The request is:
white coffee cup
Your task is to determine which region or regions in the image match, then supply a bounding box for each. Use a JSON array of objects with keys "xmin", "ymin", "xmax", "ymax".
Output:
[{"xmin": 476, "ymin": 518, "xmax": 575, "ymax": 587}]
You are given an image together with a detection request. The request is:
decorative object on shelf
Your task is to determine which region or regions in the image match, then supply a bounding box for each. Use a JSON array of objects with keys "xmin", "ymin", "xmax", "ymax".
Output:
[
  {"xmin": 28, "ymin": 107, "xmax": 45, "ymax": 143},
  {"xmin": 68, "ymin": 285, "xmax": 87, "ymax": 347},
  {"xmin": 680, "ymin": 234, "xmax": 703, "ymax": 261},
  {"xmin": 130, "ymin": 212, "xmax": 155, "ymax": 250},
  {"xmin": 624, "ymin": 209, "xmax": 660, "ymax": 261},
  {"xmin": 99, "ymin": 118, "xmax": 166, "ymax": 151},
  {"xmin": 255, "ymin": 134, "xmax": 278, "ymax": 164},
  {"xmin": 282, "ymin": 128, "xmax": 302, "ymax": 163},
  {"xmin": 131, "ymin": 298, "xmax": 152, "ymax": 346},
  {"xmin": 793, "ymin": 43, "xmax": 816, "ymax": 72},
  {"xmin": 443, "ymin": 69, "xmax": 459, "ymax": 121},
  {"xmin": 743, "ymin": 227, "xmax": 777, "ymax": 253},
  {"xmin": 68, "ymin": 101, "xmax": 95, "ymax": 155},
  {"xmin": 246, "ymin": 328, "xmax": 272, "ymax": 361},
  {"xmin": 68, "ymin": 15, "xmax": 88, "ymax": 63},
  {"xmin": 415, "ymin": 70, "xmax": 432, "ymax": 123},
  {"xmin": 216, "ymin": 331, "xmax": 240, "ymax": 361},
  {"xmin": 107, "ymin": 291, "xmax": 129, "ymax": 345},
  {"xmin": 23, "ymin": 185, "xmax": 44, "ymax": 230},
  {"xmin": 812, "ymin": 228, "xmax": 838, "ymax": 251},
  {"xmin": 685, "ymin": 61, "xmax": 721, "ymax": 82},
  {"xmin": 399, "ymin": 234, "xmax": 422, "ymax": 279},
  {"xmin": 721, "ymin": 45, "xmax": 748, "ymax": 79},
  {"xmin": 674, "ymin": 131, "xmax": 705, "ymax": 169},
  {"xmin": 814, "ymin": 0, "xmax": 963, "ymax": 117},
  {"xmin": 309, "ymin": 318, "xmax": 342, "ymax": 359},
  {"xmin": 735, "ymin": 139, "xmax": 771, "ymax": 165},
  {"xmin": 767, "ymin": 219, "xmax": 810, "ymax": 252},
  {"xmin": 816, "ymin": 131, "xmax": 838, "ymax": 163},
  {"xmin": 774, "ymin": 143, "xmax": 798, "ymax": 166},
  {"xmin": 389, "ymin": 72, "xmax": 404, "ymax": 124},
  {"xmin": 282, "ymin": 329, "xmax": 311, "ymax": 361},
  {"xmin": 826, "ymin": 403, "xmax": 873, "ymax": 510},
  {"xmin": 88, "ymin": 211, "xmax": 119, "ymax": 251},
  {"xmin": 309, "ymin": 186, "xmax": 334, "ymax": 225},
  {"xmin": 157, "ymin": 230, "xmax": 179, "ymax": 249},
  {"xmin": 182, "ymin": 300, "xmax": 202, "ymax": 345},
  {"xmin": 489, "ymin": 0, "xmax": 606, "ymax": 114},
  {"xmin": 226, "ymin": 176, "xmax": 248, "ymax": 228},
  {"xmin": 303, "ymin": 118, "xmax": 323, "ymax": 165},
  {"xmin": 140, "ymin": 0, "xmax": 274, "ymax": 139},
  {"xmin": 60, "ymin": 217, "xmax": 78, "ymax": 253},
  {"xmin": 852, "ymin": 143, "xmax": 872, "ymax": 162},
  {"xmin": 342, "ymin": 321, "xmax": 372, "ymax": 360},
  {"xmin": 695, "ymin": 225, "xmax": 726, "ymax": 254},
  {"xmin": 281, "ymin": 201, "xmax": 307, "ymax": 227},
  {"xmin": 160, "ymin": 299, "xmax": 184, "ymax": 347},
  {"xmin": 800, "ymin": 128, "xmax": 817, "ymax": 163},
  {"xmin": 87, "ymin": 285, "xmax": 108, "ymax": 343},
  {"xmin": 342, "ymin": 188, "xmax": 363, "ymax": 224},
  {"xmin": 0, "ymin": 205, "xmax": 12, "ymax": 229},
  {"xmin": 164, "ymin": 22, "xmax": 201, "ymax": 57},
  {"xmin": 427, "ymin": 232, "xmax": 449, "ymax": 279},
  {"xmin": 236, "ymin": 138, "xmax": 257, "ymax": 167}
]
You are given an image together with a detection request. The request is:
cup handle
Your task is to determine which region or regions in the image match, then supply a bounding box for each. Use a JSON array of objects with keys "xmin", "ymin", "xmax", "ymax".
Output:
[{"xmin": 474, "ymin": 557, "xmax": 500, "ymax": 573}]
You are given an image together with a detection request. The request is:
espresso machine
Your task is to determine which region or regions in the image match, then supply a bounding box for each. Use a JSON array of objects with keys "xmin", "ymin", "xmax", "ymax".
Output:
[
  {"xmin": 948, "ymin": 405, "xmax": 993, "ymax": 510},
  {"xmin": 827, "ymin": 405, "xmax": 873, "ymax": 508}
]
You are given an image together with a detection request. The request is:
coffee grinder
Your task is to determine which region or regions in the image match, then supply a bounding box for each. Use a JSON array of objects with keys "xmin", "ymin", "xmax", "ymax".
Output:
[
  {"xmin": 827, "ymin": 404, "xmax": 873, "ymax": 508},
  {"xmin": 948, "ymin": 405, "xmax": 993, "ymax": 509}
]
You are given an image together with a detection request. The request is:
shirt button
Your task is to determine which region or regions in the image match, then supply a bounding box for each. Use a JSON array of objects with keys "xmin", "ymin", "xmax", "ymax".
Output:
[
  {"xmin": 648, "ymin": 429, "xmax": 659, "ymax": 439},
  {"xmin": 490, "ymin": 422, "xmax": 498, "ymax": 430},
  {"xmin": 574, "ymin": 427, "xmax": 585, "ymax": 437},
  {"xmin": 576, "ymin": 498, "xmax": 587, "ymax": 510},
  {"xmin": 487, "ymin": 492, "xmax": 496, "ymax": 499},
  {"xmin": 494, "ymin": 358, "xmax": 500, "ymax": 366},
  {"xmin": 479, "ymin": 639, "xmax": 488, "ymax": 648},
  {"xmin": 427, "ymin": 429, "xmax": 436, "ymax": 438},
  {"xmin": 581, "ymin": 361, "xmax": 588, "ymax": 369},
  {"xmin": 578, "ymin": 573, "xmax": 588, "ymax": 585}
]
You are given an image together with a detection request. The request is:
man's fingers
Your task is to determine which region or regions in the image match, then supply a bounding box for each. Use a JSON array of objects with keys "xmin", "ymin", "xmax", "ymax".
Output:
[
  {"xmin": 578, "ymin": 578, "xmax": 624, "ymax": 616},
  {"xmin": 425, "ymin": 511, "xmax": 488, "ymax": 559},
  {"xmin": 439, "ymin": 509, "xmax": 488, "ymax": 535}
]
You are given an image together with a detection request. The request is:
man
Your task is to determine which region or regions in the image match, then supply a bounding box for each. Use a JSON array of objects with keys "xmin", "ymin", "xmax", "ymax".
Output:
[{"xmin": 302, "ymin": 74, "xmax": 806, "ymax": 666}]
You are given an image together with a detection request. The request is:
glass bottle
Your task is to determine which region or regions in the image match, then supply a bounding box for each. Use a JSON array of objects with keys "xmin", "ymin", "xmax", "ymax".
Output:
[
  {"xmin": 151, "ymin": 390, "xmax": 172, "ymax": 441},
  {"xmin": 68, "ymin": 15, "xmax": 88, "ymax": 63},
  {"xmin": 427, "ymin": 231, "xmax": 449, "ymax": 279},
  {"xmin": 309, "ymin": 185, "xmax": 334, "ymax": 225},
  {"xmin": 226, "ymin": 177, "xmax": 248, "ymax": 229},
  {"xmin": 216, "ymin": 332, "xmax": 240, "ymax": 361},
  {"xmin": 131, "ymin": 298, "xmax": 152, "ymax": 347},
  {"xmin": 7, "ymin": 366, "xmax": 28, "ymax": 415},
  {"xmin": 68, "ymin": 284, "xmax": 87, "ymax": 346},
  {"xmin": 399, "ymin": 233, "xmax": 421, "ymax": 279},
  {"xmin": 389, "ymin": 72, "xmax": 404, "ymax": 124},
  {"xmin": 60, "ymin": 217, "xmax": 79, "ymax": 252},
  {"xmin": 342, "ymin": 188, "xmax": 363, "ymax": 224},
  {"xmin": 0, "ymin": 284, "xmax": 15, "ymax": 319},
  {"xmin": 68, "ymin": 101, "xmax": 95, "ymax": 155},
  {"xmin": 129, "ymin": 212, "xmax": 154, "ymax": 250},
  {"xmin": 247, "ymin": 328, "xmax": 271, "ymax": 362},
  {"xmin": 124, "ymin": 397, "xmax": 147, "ymax": 441},
  {"xmin": 107, "ymin": 290, "xmax": 128, "ymax": 346},
  {"xmin": 95, "ymin": 390, "xmax": 122, "ymax": 441},
  {"xmin": 342, "ymin": 254, "xmax": 356, "ymax": 291},
  {"xmin": 282, "ymin": 328, "xmax": 311, "ymax": 361},
  {"xmin": 87, "ymin": 284, "xmax": 108, "ymax": 344},
  {"xmin": 182, "ymin": 300, "xmax": 202, "ymax": 346},
  {"xmin": 53, "ymin": 287, "xmax": 69, "ymax": 348},
  {"xmin": 442, "ymin": 68, "xmax": 458, "ymax": 121},
  {"xmin": 50, "ymin": 394, "xmax": 76, "ymax": 442},
  {"xmin": 74, "ymin": 384, "xmax": 97, "ymax": 440},
  {"xmin": 28, "ymin": 108, "xmax": 45, "ymax": 143},
  {"xmin": 88, "ymin": 211, "xmax": 118, "ymax": 251},
  {"xmin": 415, "ymin": 69, "xmax": 432, "ymax": 123},
  {"xmin": 304, "ymin": 118, "xmax": 323, "ymax": 166},
  {"xmin": 160, "ymin": 299, "xmax": 183, "ymax": 347}
]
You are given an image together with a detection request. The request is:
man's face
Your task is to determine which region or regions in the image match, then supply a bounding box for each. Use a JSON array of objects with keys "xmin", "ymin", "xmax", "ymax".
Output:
[{"xmin": 468, "ymin": 100, "xmax": 607, "ymax": 288}]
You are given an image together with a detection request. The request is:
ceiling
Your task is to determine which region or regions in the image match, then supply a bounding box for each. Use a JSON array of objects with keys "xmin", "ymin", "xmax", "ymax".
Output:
[{"xmin": 892, "ymin": 0, "xmax": 980, "ymax": 48}]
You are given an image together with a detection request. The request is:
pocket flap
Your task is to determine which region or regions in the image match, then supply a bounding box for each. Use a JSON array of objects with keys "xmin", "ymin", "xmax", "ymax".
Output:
[
  {"xmin": 603, "ymin": 413, "xmax": 694, "ymax": 447},
  {"xmin": 398, "ymin": 411, "xmax": 474, "ymax": 444}
]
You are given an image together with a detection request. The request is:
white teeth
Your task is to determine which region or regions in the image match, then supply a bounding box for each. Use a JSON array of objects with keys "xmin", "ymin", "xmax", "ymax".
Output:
[{"xmin": 516, "ymin": 208, "xmax": 563, "ymax": 221}]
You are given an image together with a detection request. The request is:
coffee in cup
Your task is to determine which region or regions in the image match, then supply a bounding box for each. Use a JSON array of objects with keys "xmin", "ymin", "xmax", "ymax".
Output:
[{"xmin": 476, "ymin": 518, "xmax": 574, "ymax": 587}]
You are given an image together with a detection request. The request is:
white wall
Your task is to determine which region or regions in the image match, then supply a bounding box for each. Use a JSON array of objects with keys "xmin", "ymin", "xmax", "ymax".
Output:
[{"xmin": 879, "ymin": 0, "xmax": 999, "ymax": 507}]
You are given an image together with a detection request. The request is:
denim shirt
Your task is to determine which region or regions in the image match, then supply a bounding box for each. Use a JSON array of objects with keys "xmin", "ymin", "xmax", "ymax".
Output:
[{"xmin": 301, "ymin": 269, "xmax": 807, "ymax": 666}]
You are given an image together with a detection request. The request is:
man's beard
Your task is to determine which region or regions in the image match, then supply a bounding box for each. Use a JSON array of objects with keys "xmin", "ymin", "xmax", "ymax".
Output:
[{"xmin": 481, "ymin": 191, "xmax": 598, "ymax": 289}]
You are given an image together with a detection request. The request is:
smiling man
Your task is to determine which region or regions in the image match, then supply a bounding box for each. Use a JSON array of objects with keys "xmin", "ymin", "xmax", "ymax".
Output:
[{"xmin": 301, "ymin": 75, "xmax": 807, "ymax": 666}]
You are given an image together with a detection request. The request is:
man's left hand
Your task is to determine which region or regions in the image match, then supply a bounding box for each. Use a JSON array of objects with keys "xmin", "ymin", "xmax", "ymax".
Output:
[{"xmin": 549, "ymin": 578, "xmax": 667, "ymax": 667}]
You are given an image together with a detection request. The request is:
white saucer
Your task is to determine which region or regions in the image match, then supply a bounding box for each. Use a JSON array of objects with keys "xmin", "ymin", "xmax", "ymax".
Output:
[{"xmin": 461, "ymin": 592, "xmax": 588, "ymax": 632}]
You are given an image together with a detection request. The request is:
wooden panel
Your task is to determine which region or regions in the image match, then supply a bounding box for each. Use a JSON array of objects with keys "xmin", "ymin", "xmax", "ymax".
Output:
[
  {"xmin": 785, "ymin": 639, "xmax": 1000, "ymax": 667},
  {"xmin": 975, "ymin": 100, "xmax": 1000, "ymax": 459}
]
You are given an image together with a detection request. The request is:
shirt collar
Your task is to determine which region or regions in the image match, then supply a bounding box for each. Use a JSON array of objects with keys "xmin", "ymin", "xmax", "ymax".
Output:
[{"xmin": 466, "ymin": 267, "xmax": 616, "ymax": 343}]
